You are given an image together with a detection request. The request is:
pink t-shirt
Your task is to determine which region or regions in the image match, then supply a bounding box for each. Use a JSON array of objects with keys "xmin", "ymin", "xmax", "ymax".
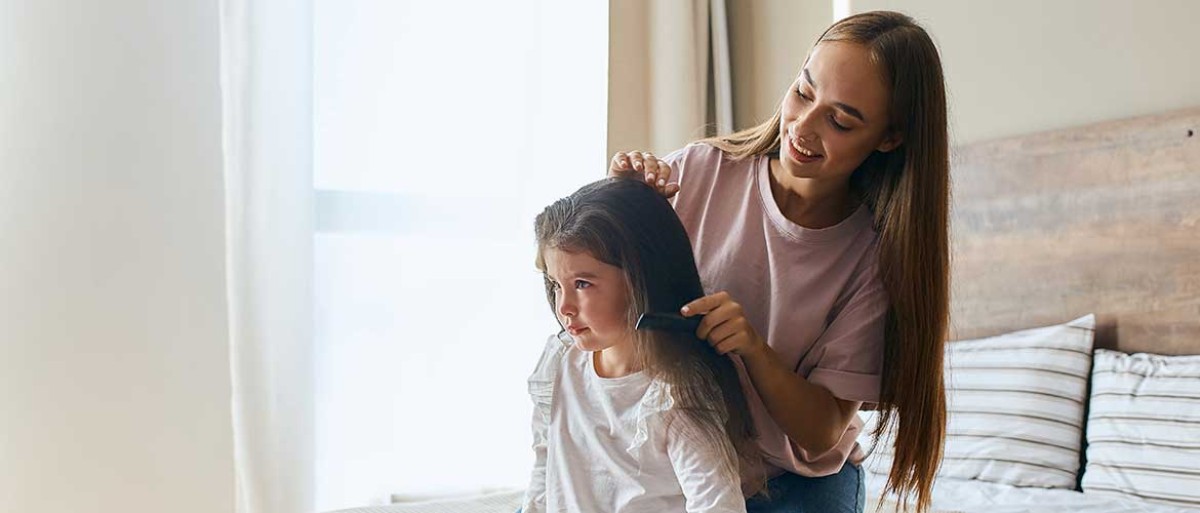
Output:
[{"xmin": 662, "ymin": 143, "xmax": 887, "ymax": 478}]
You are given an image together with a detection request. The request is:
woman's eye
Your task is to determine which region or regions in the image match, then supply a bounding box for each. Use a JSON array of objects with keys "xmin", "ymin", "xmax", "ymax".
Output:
[
  {"xmin": 829, "ymin": 116, "xmax": 850, "ymax": 131},
  {"xmin": 795, "ymin": 88, "xmax": 811, "ymax": 102},
  {"xmin": 574, "ymin": 280, "xmax": 591, "ymax": 289}
]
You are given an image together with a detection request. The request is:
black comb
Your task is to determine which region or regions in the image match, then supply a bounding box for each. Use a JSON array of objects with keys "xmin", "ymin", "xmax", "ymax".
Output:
[{"xmin": 635, "ymin": 312, "xmax": 701, "ymax": 333}]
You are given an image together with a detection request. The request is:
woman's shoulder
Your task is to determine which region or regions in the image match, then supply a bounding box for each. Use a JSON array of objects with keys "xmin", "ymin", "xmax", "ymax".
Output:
[
  {"xmin": 663, "ymin": 141, "xmax": 731, "ymax": 168},
  {"xmin": 663, "ymin": 142, "xmax": 759, "ymax": 206}
]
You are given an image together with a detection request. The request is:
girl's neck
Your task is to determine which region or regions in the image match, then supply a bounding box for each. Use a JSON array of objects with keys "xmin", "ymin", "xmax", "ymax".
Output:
[
  {"xmin": 767, "ymin": 157, "xmax": 858, "ymax": 229},
  {"xmin": 593, "ymin": 338, "xmax": 641, "ymax": 378}
]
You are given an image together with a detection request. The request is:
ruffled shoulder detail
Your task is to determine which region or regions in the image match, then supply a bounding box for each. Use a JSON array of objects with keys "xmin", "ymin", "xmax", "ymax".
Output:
[
  {"xmin": 527, "ymin": 332, "xmax": 572, "ymax": 408},
  {"xmin": 625, "ymin": 379, "xmax": 676, "ymax": 455}
]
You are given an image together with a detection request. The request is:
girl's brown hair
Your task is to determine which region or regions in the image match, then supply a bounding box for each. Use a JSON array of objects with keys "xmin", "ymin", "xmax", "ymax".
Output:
[
  {"xmin": 701, "ymin": 10, "xmax": 949, "ymax": 512},
  {"xmin": 534, "ymin": 177, "xmax": 767, "ymax": 496}
]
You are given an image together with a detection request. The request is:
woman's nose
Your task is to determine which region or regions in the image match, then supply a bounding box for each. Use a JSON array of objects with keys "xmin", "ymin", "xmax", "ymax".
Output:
[{"xmin": 792, "ymin": 109, "xmax": 821, "ymax": 139}]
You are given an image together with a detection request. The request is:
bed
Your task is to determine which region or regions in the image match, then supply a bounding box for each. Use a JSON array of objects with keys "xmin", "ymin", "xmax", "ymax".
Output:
[{"xmin": 328, "ymin": 107, "xmax": 1200, "ymax": 513}]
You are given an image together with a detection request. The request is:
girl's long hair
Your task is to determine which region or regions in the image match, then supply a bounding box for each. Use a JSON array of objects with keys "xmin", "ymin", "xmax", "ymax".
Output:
[
  {"xmin": 534, "ymin": 177, "xmax": 766, "ymax": 495},
  {"xmin": 700, "ymin": 10, "xmax": 949, "ymax": 512}
]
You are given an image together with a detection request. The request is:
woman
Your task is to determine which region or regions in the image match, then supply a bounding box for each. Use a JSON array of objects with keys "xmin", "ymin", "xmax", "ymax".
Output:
[{"xmin": 610, "ymin": 11, "xmax": 949, "ymax": 513}]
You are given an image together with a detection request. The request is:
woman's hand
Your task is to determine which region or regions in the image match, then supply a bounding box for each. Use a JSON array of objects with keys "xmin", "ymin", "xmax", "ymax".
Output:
[
  {"xmin": 609, "ymin": 150, "xmax": 679, "ymax": 198},
  {"xmin": 681, "ymin": 291, "xmax": 768, "ymax": 356}
]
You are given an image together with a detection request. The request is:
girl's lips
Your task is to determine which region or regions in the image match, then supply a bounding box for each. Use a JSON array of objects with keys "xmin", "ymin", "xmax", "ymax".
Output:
[{"xmin": 567, "ymin": 326, "xmax": 589, "ymax": 336}]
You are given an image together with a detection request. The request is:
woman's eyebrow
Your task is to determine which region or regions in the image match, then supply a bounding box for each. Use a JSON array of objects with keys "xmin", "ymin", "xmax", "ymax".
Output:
[{"xmin": 802, "ymin": 68, "xmax": 868, "ymax": 123}]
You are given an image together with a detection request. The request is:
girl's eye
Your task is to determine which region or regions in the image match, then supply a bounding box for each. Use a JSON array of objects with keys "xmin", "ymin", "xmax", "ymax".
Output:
[
  {"xmin": 829, "ymin": 116, "xmax": 850, "ymax": 132},
  {"xmin": 574, "ymin": 280, "xmax": 591, "ymax": 289},
  {"xmin": 795, "ymin": 87, "xmax": 811, "ymax": 102}
]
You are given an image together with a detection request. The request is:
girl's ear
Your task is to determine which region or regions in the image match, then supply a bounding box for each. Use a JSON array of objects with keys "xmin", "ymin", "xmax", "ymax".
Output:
[{"xmin": 876, "ymin": 130, "xmax": 904, "ymax": 153}]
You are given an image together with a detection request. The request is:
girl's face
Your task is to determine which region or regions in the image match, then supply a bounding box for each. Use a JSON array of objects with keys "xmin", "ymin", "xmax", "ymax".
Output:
[
  {"xmin": 542, "ymin": 248, "xmax": 633, "ymax": 353},
  {"xmin": 778, "ymin": 41, "xmax": 903, "ymax": 183}
]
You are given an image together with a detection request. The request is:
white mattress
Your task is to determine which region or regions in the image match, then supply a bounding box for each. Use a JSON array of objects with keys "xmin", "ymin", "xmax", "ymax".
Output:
[
  {"xmin": 864, "ymin": 470, "xmax": 1197, "ymax": 513},
  {"xmin": 324, "ymin": 476, "xmax": 1195, "ymax": 513},
  {"xmin": 324, "ymin": 489, "xmax": 522, "ymax": 513}
]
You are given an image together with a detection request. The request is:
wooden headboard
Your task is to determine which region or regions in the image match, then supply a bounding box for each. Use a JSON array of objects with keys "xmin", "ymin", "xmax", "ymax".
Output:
[{"xmin": 948, "ymin": 107, "xmax": 1200, "ymax": 355}]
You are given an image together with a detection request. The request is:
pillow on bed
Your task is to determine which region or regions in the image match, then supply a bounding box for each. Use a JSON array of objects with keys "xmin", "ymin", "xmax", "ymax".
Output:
[
  {"xmin": 860, "ymin": 314, "xmax": 1095, "ymax": 489},
  {"xmin": 1081, "ymin": 349, "xmax": 1200, "ymax": 508}
]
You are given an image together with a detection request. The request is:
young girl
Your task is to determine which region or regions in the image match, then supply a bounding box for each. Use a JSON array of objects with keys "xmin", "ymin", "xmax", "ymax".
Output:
[
  {"xmin": 609, "ymin": 11, "xmax": 949, "ymax": 513},
  {"xmin": 522, "ymin": 177, "xmax": 765, "ymax": 513}
]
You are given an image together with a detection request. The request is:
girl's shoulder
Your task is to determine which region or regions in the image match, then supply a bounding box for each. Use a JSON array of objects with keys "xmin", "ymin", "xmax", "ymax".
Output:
[
  {"xmin": 627, "ymin": 378, "xmax": 678, "ymax": 453},
  {"xmin": 528, "ymin": 333, "xmax": 578, "ymax": 409},
  {"xmin": 527, "ymin": 333, "xmax": 573, "ymax": 392}
]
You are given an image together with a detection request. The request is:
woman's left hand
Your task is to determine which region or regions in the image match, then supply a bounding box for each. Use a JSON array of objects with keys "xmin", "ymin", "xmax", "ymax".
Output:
[{"xmin": 681, "ymin": 291, "xmax": 768, "ymax": 356}]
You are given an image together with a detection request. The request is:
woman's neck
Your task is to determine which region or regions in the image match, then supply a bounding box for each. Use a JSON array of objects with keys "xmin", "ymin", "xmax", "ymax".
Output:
[{"xmin": 767, "ymin": 157, "xmax": 858, "ymax": 229}]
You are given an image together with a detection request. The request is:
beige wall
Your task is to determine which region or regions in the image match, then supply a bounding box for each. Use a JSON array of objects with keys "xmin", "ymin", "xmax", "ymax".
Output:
[
  {"xmin": 609, "ymin": 0, "xmax": 713, "ymax": 157},
  {"xmin": 608, "ymin": 0, "xmax": 833, "ymax": 157},
  {"xmin": 0, "ymin": 1, "xmax": 235, "ymax": 512},
  {"xmin": 729, "ymin": 0, "xmax": 833, "ymax": 131},
  {"xmin": 615, "ymin": 0, "xmax": 1200, "ymax": 154},
  {"xmin": 850, "ymin": 0, "xmax": 1200, "ymax": 144}
]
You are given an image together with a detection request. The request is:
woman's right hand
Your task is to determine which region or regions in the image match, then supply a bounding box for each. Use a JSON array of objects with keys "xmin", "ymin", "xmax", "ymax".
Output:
[{"xmin": 609, "ymin": 151, "xmax": 679, "ymax": 198}]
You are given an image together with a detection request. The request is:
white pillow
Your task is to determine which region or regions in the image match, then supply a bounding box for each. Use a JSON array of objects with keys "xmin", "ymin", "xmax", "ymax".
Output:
[
  {"xmin": 1081, "ymin": 349, "xmax": 1200, "ymax": 508},
  {"xmin": 860, "ymin": 314, "xmax": 1095, "ymax": 489}
]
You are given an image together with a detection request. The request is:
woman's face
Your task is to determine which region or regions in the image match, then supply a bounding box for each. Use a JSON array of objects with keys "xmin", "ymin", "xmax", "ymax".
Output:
[
  {"xmin": 542, "ymin": 248, "xmax": 633, "ymax": 353},
  {"xmin": 778, "ymin": 41, "xmax": 902, "ymax": 183}
]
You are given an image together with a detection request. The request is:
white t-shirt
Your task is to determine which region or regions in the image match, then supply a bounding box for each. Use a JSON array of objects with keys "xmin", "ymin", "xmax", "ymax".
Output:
[{"xmin": 522, "ymin": 334, "xmax": 747, "ymax": 513}]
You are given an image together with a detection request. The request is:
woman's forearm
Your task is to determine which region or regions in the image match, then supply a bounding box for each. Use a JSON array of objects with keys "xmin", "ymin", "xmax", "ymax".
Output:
[{"xmin": 739, "ymin": 343, "xmax": 859, "ymax": 455}]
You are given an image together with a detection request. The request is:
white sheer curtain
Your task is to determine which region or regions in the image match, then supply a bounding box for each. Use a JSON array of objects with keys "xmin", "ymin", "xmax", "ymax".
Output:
[
  {"xmin": 312, "ymin": 1, "xmax": 607, "ymax": 511},
  {"xmin": 222, "ymin": 1, "xmax": 606, "ymax": 510},
  {"xmin": 220, "ymin": 1, "xmax": 315, "ymax": 513}
]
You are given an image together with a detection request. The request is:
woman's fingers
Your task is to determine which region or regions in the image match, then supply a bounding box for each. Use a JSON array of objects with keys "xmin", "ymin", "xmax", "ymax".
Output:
[
  {"xmin": 643, "ymin": 153, "xmax": 661, "ymax": 183},
  {"xmin": 649, "ymin": 154, "xmax": 671, "ymax": 188},
  {"xmin": 705, "ymin": 319, "xmax": 745, "ymax": 348},
  {"xmin": 662, "ymin": 183, "xmax": 680, "ymax": 198},
  {"xmin": 609, "ymin": 152, "xmax": 634, "ymax": 176},
  {"xmin": 682, "ymin": 291, "xmax": 730, "ymax": 317},
  {"xmin": 609, "ymin": 150, "xmax": 677, "ymax": 198},
  {"xmin": 691, "ymin": 297, "xmax": 740, "ymax": 341},
  {"xmin": 630, "ymin": 151, "xmax": 645, "ymax": 172}
]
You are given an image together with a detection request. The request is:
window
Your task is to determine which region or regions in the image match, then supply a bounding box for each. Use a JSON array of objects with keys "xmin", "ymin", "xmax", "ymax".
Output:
[{"xmin": 313, "ymin": 1, "xmax": 607, "ymax": 509}]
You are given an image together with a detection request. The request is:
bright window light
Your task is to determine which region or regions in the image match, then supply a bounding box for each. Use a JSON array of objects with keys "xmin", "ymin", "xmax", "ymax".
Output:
[{"xmin": 313, "ymin": 1, "xmax": 607, "ymax": 509}]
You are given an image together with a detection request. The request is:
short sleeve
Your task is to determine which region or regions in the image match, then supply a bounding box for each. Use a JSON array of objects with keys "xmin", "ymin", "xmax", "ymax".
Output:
[
  {"xmin": 660, "ymin": 143, "xmax": 716, "ymax": 211},
  {"xmin": 664, "ymin": 412, "xmax": 748, "ymax": 513},
  {"xmin": 806, "ymin": 262, "xmax": 887, "ymax": 405},
  {"xmin": 659, "ymin": 145, "xmax": 691, "ymax": 186}
]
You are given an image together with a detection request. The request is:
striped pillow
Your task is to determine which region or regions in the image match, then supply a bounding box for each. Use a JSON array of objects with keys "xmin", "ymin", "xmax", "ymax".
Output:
[
  {"xmin": 861, "ymin": 314, "xmax": 1095, "ymax": 489},
  {"xmin": 1081, "ymin": 349, "xmax": 1200, "ymax": 508}
]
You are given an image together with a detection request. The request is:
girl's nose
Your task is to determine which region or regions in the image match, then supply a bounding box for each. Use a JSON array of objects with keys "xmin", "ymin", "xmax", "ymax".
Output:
[{"xmin": 557, "ymin": 297, "xmax": 577, "ymax": 318}]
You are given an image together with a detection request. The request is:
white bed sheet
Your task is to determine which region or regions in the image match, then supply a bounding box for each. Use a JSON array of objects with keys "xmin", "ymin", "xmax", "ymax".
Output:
[
  {"xmin": 325, "ymin": 489, "xmax": 522, "ymax": 513},
  {"xmin": 324, "ymin": 474, "xmax": 1195, "ymax": 513},
  {"xmin": 865, "ymin": 470, "xmax": 1197, "ymax": 513}
]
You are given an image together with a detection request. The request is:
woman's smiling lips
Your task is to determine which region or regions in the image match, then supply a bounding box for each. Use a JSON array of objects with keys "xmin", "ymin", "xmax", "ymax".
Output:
[{"xmin": 786, "ymin": 135, "xmax": 824, "ymax": 163}]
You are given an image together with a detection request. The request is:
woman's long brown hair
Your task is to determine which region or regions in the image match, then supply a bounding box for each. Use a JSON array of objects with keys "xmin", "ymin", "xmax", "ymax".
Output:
[
  {"xmin": 700, "ymin": 11, "xmax": 949, "ymax": 512},
  {"xmin": 534, "ymin": 177, "xmax": 767, "ymax": 496}
]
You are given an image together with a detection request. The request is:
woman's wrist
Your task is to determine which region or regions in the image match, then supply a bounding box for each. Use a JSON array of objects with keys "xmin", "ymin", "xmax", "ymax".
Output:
[{"xmin": 738, "ymin": 335, "xmax": 773, "ymax": 364}]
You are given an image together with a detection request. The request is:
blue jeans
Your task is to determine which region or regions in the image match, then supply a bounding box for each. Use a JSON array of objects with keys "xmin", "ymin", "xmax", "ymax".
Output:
[{"xmin": 747, "ymin": 462, "xmax": 865, "ymax": 513}]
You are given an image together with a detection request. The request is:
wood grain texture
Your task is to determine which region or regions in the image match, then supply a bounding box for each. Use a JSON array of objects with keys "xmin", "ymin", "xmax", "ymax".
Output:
[{"xmin": 948, "ymin": 107, "xmax": 1200, "ymax": 355}]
